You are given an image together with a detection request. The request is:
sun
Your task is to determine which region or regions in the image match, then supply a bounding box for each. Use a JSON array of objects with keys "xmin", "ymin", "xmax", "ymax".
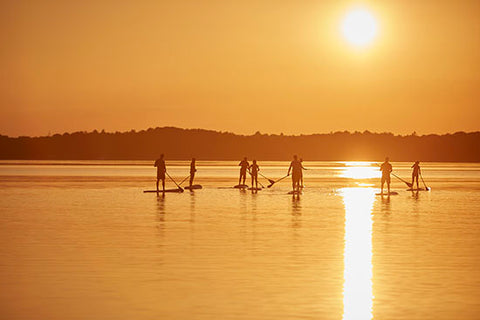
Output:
[{"xmin": 341, "ymin": 8, "xmax": 378, "ymax": 47}]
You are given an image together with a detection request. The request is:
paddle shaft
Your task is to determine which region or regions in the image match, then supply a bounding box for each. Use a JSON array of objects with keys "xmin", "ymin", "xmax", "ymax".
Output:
[
  {"xmin": 178, "ymin": 175, "xmax": 191, "ymax": 186},
  {"xmin": 258, "ymin": 172, "xmax": 275, "ymax": 184},
  {"xmin": 166, "ymin": 172, "xmax": 184, "ymax": 191},
  {"xmin": 268, "ymin": 174, "xmax": 289, "ymax": 188},
  {"xmin": 420, "ymin": 172, "xmax": 429, "ymax": 190}
]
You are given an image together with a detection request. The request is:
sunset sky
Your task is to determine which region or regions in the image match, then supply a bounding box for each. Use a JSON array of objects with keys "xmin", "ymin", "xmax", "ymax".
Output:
[{"xmin": 1, "ymin": 0, "xmax": 479, "ymax": 137}]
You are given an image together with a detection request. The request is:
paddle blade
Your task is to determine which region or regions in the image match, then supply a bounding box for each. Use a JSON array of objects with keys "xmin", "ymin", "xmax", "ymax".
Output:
[{"xmin": 267, "ymin": 183, "xmax": 274, "ymax": 188}]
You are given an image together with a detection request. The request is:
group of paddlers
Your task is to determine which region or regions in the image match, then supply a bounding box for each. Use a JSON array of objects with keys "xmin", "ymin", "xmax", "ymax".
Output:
[{"xmin": 153, "ymin": 154, "xmax": 424, "ymax": 194}]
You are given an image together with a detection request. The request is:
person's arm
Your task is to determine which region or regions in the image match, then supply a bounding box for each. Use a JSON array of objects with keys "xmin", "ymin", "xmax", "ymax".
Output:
[{"xmin": 287, "ymin": 163, "xmax": 292, "ymax": 175}]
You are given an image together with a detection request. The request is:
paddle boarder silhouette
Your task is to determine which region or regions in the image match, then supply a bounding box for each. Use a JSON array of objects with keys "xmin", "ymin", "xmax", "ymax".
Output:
[
  {"xmin": 249, "ymin": 160, "xmax": 260, "ymax": 190},
  {"xmin": 380, "ymin": 157, "xmax": 393, "ymax": 194},
  {"xmin": 189, "ymin": 158, "xmax": 197, "ymax": 188},
  {"xmin": 238, "ymin": 157, "xmax": 249, "ymax": 186},
  {"xmin": 154, "ymin": 154, "xmax": 167, "ymax": 193},
  {"xmin": 287, "ymin": 155, "xmax": 305, "ymax": 193},
  {"xmin": 411, "ymin": 161, "xmax": 421, "ymax": 189}
]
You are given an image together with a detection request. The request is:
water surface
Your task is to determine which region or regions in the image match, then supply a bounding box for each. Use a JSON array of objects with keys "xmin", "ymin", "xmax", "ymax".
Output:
[{"xmin": 0, "ymin": 161, "xmax": 479, "ymax": 319}]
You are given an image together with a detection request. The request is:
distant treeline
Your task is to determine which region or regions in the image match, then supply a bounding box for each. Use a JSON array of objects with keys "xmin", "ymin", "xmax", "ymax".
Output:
[{"xmin": 0, "ymin": 127, "xmax": 479, "ymax": 162}]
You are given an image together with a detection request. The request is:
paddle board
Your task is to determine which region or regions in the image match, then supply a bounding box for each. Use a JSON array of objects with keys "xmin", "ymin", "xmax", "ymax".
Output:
[
  {"xmin": 288, "ymin": 191, "xmax": 302, "ymax": 195},
  {"xmin": 248, "ymin": 187, "xmax": 262, "ymax": 191},
  {"xmin": 144, "ymin": 189, "xmax": 184, "ymax": 193},
  {"xmin": 406, "ymin": 188, "xmax": 427, "ymax": 191},
  {"xmin": 234, "ymin": 184, "xmax": 248, "ymax": 189},
  {"xmin": 375, "ymin": 191, "xmax": 399, "ymax": 196},
  {"xmin": 184, "ymin": 185, "xmax": 203, "ymax": 190}
]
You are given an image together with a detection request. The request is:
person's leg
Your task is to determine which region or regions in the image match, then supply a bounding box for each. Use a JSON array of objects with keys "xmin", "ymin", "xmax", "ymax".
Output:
[
  {"xmin": 255, "ymin": 175, "xmax": 258, "ymax": 189},
  {"xmin": 411, "ymin": 173, "xmax": 415, "ymax": 188},
  {"xmin": 162, "ymin": 178, "xmax": 165, "ymax": 192},
  {"xmin": 416, "ymin": 175, "xmax": 419, "ymax": 189},
  {"xmin": 156, "ymin": 178, "xmax": 159, "ymax": 192},
  {"xmin": 387, "ymin": 177, "xmax": 391, "ymax": 194},
  {"xmin": 190, "ymin": 173, "xmax": 194, "ymax": 187},
  {"xmin": 381, "ymin": 177, "xmax": 384, "ymax": 194}
]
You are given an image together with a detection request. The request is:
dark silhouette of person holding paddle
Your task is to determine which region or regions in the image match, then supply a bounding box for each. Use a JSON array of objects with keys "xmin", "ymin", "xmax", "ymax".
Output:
[
  {"xmin": 249, "ymin": 160, "xmax": 260, "ymax": 189},
  {"xmin": 411, "ymin": 161, "xmax": 421, "ymax": 189},
  {"xmin": 287, "ymin": 155, "xmax": 304, "ymax": 193},
  {"xmin": 189, "ymin": 158, "xmax": 197, "ymax": 188},
  {"xmin": 154, "ymin": 154, "xmax": 166, "ymax": 193},
  {"xmin": 380, "ymin": 157, "xmax": 393, "ymax": 194},
  {"xmin": 238, "ymin": 157, "xmax": 249, "ymax": 186}
]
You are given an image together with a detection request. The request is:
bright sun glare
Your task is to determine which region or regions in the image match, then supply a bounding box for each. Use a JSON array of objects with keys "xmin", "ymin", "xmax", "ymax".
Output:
[{"xmin": 341, "ymin": 8, "xmax": 378, "ymax": 47}]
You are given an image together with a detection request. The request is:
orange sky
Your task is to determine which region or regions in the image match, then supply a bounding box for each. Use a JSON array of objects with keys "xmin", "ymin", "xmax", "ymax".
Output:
[{"xmin": 1, "ymin": 0, "xmax": 479, "ymax": 137}]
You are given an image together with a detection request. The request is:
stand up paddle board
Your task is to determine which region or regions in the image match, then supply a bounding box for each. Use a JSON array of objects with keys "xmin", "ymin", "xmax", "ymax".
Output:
[
  {"xmin": 406, "ymin": 188, "xmax": 427, "ymax": 191},
  {"xmin": 144, "ymin": 189, "xmax": 184, "ymax": 193},
  {"xmin": 288, "ymin": 190, "xmax": 302, "ymax": 195},
  {"xmin": 375, "ymin": 191, "xmax": 399, "ymax": 196},
  {"xmin": 184, "ymin": 185, "xmax": 202, "ymax": 190},
  {"xmin": 248, "ymin": 187, "xmax": 262, "ymax": 191},
  {"xmin": 234, "ymin": 184, "xmax": 248, "ymax": 189}
]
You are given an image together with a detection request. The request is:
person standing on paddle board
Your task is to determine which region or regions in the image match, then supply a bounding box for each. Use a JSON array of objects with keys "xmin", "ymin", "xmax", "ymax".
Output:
[
  {"xmin": 154, "ymin": 154, "xmax": 167, "ymax": 193},
  {"xmin": 380, "ymin": 157, "xmax": 393, "ymax": 194},
  {"xmin": 411, "ymin": 161, "xmax": 421, "ymax": 189},
  {"xmin": 189, "ymin": 158, "xmax": 197, "ymax": 188},
  {"xmin": 249, "ymin": 160, "xmax": 260, "ymax": 189},
  {"xmin": 238, "ymin": 157, "xmax": 249, "ymax": 186},
  {"xmin": 287, "ymin": 155, "xmax": 305, "ymax": 193}
]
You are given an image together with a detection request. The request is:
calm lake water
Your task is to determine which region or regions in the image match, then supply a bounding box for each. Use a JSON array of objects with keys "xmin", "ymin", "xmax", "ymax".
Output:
[{"xmin": 0, "ymin": 161, "xmax": 479, "ymax": 320}]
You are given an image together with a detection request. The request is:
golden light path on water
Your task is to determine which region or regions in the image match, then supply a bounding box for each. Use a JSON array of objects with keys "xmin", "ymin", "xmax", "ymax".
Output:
[
  {"xmin": 340, "ymin": 162, "xmax": 381, "ymax": 180},
  {"xmin": 341, "ymin": 187, "xmax": 376, "ymax": 320}
]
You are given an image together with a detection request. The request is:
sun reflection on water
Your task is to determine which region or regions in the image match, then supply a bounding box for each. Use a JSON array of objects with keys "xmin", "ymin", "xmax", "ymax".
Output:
[
  {"xmin": 340, "ymin": 162, "xmax": 380, "ymax": 179},
  {"xmin": 342, "ymin": 188, "xmax": 376, "ymax": 320}
]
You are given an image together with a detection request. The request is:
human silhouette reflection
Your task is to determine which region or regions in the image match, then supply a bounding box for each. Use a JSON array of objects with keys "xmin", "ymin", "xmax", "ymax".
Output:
[
  {"xmin": 189, "ymin": 191, "xmax": 196, "ymax": 223},
  {"xmin": 380, "ymin": 195, "xmax": 391, "ymax": 214},
  {"xmin": 411, "ymin": 190, "xmax": 420, "ymax": 201},
  {"xmin": 156, "ymin": 193, "xmax": 166, "ymax": 238}
]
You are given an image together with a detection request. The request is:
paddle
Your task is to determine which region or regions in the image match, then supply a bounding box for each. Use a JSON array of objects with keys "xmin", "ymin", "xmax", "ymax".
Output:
[
  {"xmin": 258, "ymin": 172, "xmax": 275, "ymax": 185},
  {"xmin": 267, "ymin": 174, "xmax": 289, "ymax": 188},
  {"xmin": 178, "ymin": 175, "xmax": 191, "ymax": 186},
  {"xmin": 166, "ymin": 172, "xmax": 184, "ymax": 192},
  {"xmin": 420, "ymin": 172, "xmax": 430, "ymax": 191},
  {"xmin": 375, "ymin": 163, "xmax": 413, "ymax": 188}
]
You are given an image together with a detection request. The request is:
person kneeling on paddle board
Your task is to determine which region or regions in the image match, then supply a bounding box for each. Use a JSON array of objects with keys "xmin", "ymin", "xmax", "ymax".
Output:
[
  {"xmin": 287, "ymin": 155, "xmax": 305, "ymax": 193},
  {"xmin": 189, "ymin": 158, "xmax": 197, "ymax": 188},
  {"xmin": 249, "ymin": 160, "xmax": 260, "ymax": 190},
  {"xmin": 380, "ymin": 157, "xmax": 393, "ymax": 194},
  {"xmin": 238, "ymin": 157, "xmax": 249, "ymax": 186},
  {"xmin": 411, "ymin": 161, "xmax": 421, "ymax": 190},
  {"xmin": 154, "ymin": 154, "xmax": 167, "ymax": 193}
]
